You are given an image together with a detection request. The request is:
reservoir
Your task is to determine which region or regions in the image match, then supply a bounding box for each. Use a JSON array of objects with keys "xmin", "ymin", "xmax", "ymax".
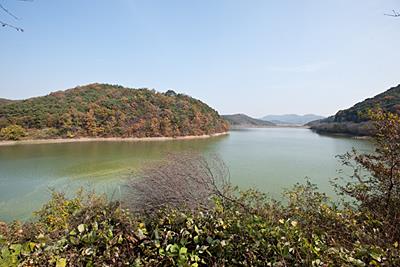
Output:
[{"xmin": 0, "ymin": 128, "xmax": 373, "ymax": 221}]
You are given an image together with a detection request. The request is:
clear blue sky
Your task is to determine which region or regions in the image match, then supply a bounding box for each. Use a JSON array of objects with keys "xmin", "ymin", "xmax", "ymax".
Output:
[{"xmin": 1, "ymin": 0, "xmax": 399, "ymax": 117}]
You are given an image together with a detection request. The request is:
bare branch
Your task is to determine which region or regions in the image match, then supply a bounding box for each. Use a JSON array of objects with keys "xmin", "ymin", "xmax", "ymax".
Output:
[
  {"xmin": 0, "ymin": 3, "xmax": 19, "ymax": 20},
  {"xmin": 0, "ymin": 0, "xmax": 33, "ymax": 32},
  {"xmin": 0, "ymin": 19, "xmax": 23, "ymax": 31},
  {"xmin": 384, "ymin": 10, "xmax": 400, "ymax": 17}
]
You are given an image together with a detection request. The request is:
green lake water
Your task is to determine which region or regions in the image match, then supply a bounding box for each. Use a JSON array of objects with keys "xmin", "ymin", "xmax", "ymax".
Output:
[{"xmin": 0, "ymin": 128, "xmax": 373, "ymax": 222}]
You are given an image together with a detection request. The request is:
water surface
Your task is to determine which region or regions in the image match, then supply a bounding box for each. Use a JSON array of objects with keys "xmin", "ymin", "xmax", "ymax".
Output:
[{"xmin": 0, "ymin": 128, "xmax": 373, "ymax": 221}]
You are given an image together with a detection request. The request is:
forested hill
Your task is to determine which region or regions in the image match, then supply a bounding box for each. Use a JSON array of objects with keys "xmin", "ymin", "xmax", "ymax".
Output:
[
  {"xmin": 327, "ymin": 84, "xmax": 400, "ymax": 123},
  {"xmin": 0, "ymin": 84, "xmax": 229, "ymax": 140},
  {"xmin": 0, "ymin": 98, "xmax": 14, "ymax": 106},
  {"xmin": 222, "ymin": 114, "xmax": 275, "ymax": 128},
  {"xmin": 309, "ymin": 84, "xmax": 400, "ymax": 136}
]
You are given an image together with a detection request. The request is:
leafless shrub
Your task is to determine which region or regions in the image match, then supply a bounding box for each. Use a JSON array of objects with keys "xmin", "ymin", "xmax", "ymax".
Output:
[{"xmin": 123, "ymin": 152, "xmax": 231, "ymax": 215}]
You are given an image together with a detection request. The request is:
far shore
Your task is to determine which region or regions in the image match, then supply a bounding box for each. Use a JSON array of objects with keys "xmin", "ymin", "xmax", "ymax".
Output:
[
  {"xmin": 309, "ymin": 131, "xmax": 372, "ymax": 140},
  {"xmin": 0, "ymin": 132, "xmax": 229, "ymax": 146},
  {"xmin": 233, "ymin": 126, "xmax": 372, "ymax": 140},
  {"xmin": 230, "ymin": 125, "xmax": 310, "ymax": 129}
]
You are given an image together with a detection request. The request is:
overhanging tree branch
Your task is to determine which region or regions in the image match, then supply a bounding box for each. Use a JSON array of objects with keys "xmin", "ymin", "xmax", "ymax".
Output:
[
  {"xmin": 385, "ymin": 10, "xmax": 400, "ymax": 17},
  {"xmin": 0, "ymin": 0, "xmax": 32, "ymax": 32},
  {"xmin": 0, "ymin": 19, "xmax": 23, "ymax": 31},
  {"xmin": 0, "ymin": 3, "xmax": 19, "ymax": 20}
]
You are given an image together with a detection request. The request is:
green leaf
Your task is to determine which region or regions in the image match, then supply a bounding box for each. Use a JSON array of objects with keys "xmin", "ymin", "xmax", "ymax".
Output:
[
  {"xmin": 9, "ymin": 244, "xmax": 21, "ymax": 255},
  {"xmin": 92, "ymin": 221, "xmax": 98, "ymax": 231},
  {"xmin": 28, "ymin": 242, "xmax": 36, "ymax": 251},
  {"xmin": 179, "ymin": 247, "xmax": 188, "ymax": 256},
  {"xmin": 56, "ymin": 258, "xmax": 67, "ymax": 267},
  {"xmin": 370, "ymin": 252, "xmax": 382, "ymax": 262},
  {"xmin": 78, "ymin": 224, "xmax": 85, "ymax": 233}
]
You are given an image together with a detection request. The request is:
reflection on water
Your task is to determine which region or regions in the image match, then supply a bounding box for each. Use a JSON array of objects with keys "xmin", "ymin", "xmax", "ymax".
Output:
[{"xmin": 0, "ymin": 128, "xmax": 372, "ymax": 221}]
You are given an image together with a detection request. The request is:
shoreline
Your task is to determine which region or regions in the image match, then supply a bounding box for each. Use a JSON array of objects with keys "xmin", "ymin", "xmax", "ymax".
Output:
[
  {"xmin": 230, "ymin": 125, "xmax": 310, "ymax": 129},
  {"xmin": 309, "ymin": 130, "xmax": 372, "ymax": 140},
  {"xmin": 0, "ymin": 132, "xmax": 229, "ymax": 146}
]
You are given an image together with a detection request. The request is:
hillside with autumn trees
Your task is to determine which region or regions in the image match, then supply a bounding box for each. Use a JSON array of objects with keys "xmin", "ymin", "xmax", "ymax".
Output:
[
  {"xmin": 309, "ymin": 84, "xmax": 400, "ymax": 136},
  {"xmin": 0, "ymin": 84, "xmax": 229, "ymax": 140}
]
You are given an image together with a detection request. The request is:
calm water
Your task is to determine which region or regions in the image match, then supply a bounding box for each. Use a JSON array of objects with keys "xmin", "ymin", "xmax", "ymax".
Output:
[{"xmin": 0, "ymin": 128, "xmax": 373, "ymax": 221}]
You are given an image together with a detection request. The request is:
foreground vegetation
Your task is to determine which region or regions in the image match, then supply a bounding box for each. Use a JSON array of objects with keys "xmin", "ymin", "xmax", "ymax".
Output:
[
  {"xmin": 222, "ymin": 114, "xmax": 275, "ymax": 128},
  {"xmin": 0, "ymin": 110, "xmax": 399, "ymax": 266},
  {"xmin": 1, "ymin": 183, "xmax": 399, "ymax": 267},
  {"xmin": 0, "ymin": 84, "xmax": 228, "ymax": 140}
]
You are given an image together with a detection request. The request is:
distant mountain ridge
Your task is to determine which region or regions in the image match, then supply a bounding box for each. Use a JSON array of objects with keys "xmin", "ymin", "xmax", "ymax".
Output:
[
  {"xmin": 309, "ymin": 84, "xmax": 400, "ymax": 136},
  {"xmin": 261, "ymin": 114, "xmax": 325, "ymax": 125},
  {"xmin": 222, "ymin": 114, "xmax": 275, "ymax": 128}
]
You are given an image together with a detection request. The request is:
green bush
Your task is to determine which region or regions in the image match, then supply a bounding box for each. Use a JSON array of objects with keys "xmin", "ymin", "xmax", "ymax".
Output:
[
  {"xmin": 0, "ymin": 125, "xmax": 26, "ymax": 140},
  {"xmin": 1, "ymin": 185, "xmax": 399, "ymax": 266}
]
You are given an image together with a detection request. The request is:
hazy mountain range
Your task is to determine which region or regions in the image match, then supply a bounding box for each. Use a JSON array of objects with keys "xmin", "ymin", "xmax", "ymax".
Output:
[{"xmin": 261, "ymin": 114, "xmax": 325, "ymax": 125}]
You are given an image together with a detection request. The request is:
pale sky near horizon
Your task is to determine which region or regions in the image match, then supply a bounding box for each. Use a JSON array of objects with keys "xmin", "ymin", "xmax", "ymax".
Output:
[{"xmin": 1, "ymin": 0, "xmax": 399, "ymax": 117}]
